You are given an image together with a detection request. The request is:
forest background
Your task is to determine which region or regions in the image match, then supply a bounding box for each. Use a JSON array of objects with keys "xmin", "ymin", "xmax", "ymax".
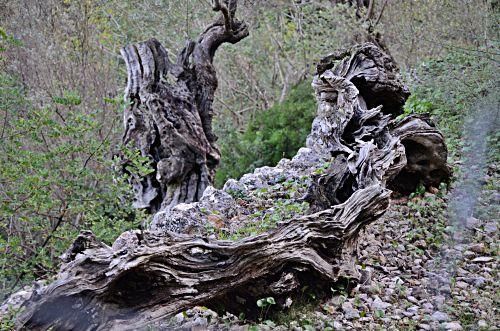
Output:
[{"xmin": 0, "ymin": 0, "xmax": 498, "ymax": 304}]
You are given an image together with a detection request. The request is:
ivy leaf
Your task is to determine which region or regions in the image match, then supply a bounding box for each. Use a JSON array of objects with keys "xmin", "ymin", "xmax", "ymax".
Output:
[{"xmin": 266, "ymin": 297, "xmax": 276, "ymax": 305}]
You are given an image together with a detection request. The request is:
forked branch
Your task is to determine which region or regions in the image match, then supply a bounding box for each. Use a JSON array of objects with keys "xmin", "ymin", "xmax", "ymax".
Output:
[{"xmin": 212, "ymin": 0, "xmax": 232, "ymax": 32}]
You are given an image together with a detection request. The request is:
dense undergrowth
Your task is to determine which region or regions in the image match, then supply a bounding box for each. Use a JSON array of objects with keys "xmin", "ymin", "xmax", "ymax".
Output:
[
  {"xmin": 0, "ymin": 71, "xmax": 151, "ymax": 300},
  {"xmin": 215, "ymin": 81, "xmax": 316, "ymax": 187}
]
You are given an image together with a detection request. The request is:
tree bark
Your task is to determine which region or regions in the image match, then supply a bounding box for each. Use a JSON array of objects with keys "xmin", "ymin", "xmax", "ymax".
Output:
[
  {"xmin": 120, "ymin": 0, "xmax": 248, "ymax": 213},
  {"xmin": 3, "ymin": 41, "xmax": 450, "ymax": 330}
]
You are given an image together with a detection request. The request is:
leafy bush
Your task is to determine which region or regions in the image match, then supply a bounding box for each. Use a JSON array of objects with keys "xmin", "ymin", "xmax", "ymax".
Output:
[
  {"xmin": 0, "ymin": 72, "xmax": 148, "ymax": 299},
  {"xmin": 215, "ymin": 81, "xmax": 316, "ymax": 186}
]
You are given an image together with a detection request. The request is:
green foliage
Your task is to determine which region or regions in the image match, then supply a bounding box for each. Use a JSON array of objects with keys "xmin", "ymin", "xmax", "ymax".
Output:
[
  {"xmin": 215, "ymin": 81, "xmax": 316, "ymax": 186},
  {"xmin": 257, "ymin": 297, "xmax": 276, "ymax": 321},
  {"xmin": 0, "ymin": 27, "xmax": 21, "ymax": 66},
  {"xmin": 121, "ymin": 143, "xmax": 155, "ymax": 178},
  {"xmin": 215, "ymin": 200, "xmax": 309, "ymax": 241},
  {"xmin": 406, "ymin": 184, "xmax": 448, "ymax": 250},
  {"xmin": 268, "ymin": 290, "xmax": 324, "ymax": 328},
  {"xmin": 403, "ymin": 50, "xmax": 498, "ymax": 160},
  {"xmin": 0, "ymin": 305, "xmax": 21, "ymax": 329},
  {"xmin": 256, "ymin": 297, "xmax": 276, "ymax": 308},
  {"xmin": 409, "ymin": 183, "xmax": 427, "ymax": 199},
  {"xmin": 0, "ymin": 73, "xmax": 148, "ymax": 299},
  {"xmin": 52, "ymin": 90, "xmax": 82, "ymax": 106},
  {"xmin": 374, "ymin": 309, "xmax": 385, "ymax": 319},
  {"xmin": 400, "ymin": 96, "xmax": 433, "ymax": 118},
  {"xmin": 0, "ymin": 27, "xmax": 21, "ymax": 67}
]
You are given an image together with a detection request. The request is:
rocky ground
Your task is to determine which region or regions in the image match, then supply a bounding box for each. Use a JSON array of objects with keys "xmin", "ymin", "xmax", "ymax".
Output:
[{"xmin": 153, "ymin": 163, "xmax": 498, "ymax": 331}]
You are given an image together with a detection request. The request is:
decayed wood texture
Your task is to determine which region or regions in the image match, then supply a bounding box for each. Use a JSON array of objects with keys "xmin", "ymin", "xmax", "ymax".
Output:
[
  {"xmin": 14, "ymin": 187, "xmax": 388, "ymax": 330},
  {"xmin": 4, "ymin": 40, "xmax": 450, "ymax": 330},
  {"xmin": 120, "ymin": 0, "xmax": 248, "ymax": 213}
]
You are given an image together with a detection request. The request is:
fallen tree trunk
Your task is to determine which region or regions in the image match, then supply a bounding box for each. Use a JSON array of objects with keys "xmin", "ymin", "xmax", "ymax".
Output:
[
  {"xmin": 2, "ymin": 8, "xmax": 450, "ymax": 330},
  {"xmin": 11, "ymin": 187, "xmax": 389, "ymax": 330}
]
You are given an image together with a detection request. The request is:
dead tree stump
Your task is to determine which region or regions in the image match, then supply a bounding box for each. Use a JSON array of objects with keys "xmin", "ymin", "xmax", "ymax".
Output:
[{"xmin": 120, "ymin": 0, "xmax": 248, "ymax": 213}]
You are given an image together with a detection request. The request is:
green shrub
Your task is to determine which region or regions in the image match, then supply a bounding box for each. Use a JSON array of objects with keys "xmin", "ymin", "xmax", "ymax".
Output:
[
  {"xmin": 0, "ymin": 72, "xmax": 148, "ymax": 299},
  {"xmin": 215, "ymin": 81, "xmax": 316, "ymax": 186}
]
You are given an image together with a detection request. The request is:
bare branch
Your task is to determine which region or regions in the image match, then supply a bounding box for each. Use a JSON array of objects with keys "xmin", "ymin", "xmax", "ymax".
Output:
[
  {"xmin": 374, "ymin": 0, "xmax": 388, "ymax": 28},
  {"xmin": 364, "ymin": 0, "xmax": 375, "ymax": 21},
  {"xmin": 212, "ymin": 0, "xmax": 232, "ymax": 32}
]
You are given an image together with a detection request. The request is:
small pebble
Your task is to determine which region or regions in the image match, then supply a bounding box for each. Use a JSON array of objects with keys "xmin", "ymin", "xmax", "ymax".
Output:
[
  {"xmin": 478, "ymin": 320, "xmax": 488, "ymax": 328},
  {"xmin": 472, "ymin": 256, "xmax": 494, "ymax": 263},
  {"xmin": 431, "ymin": 311, "xmax": 449, "ymax": 322},
  {"xmin": 442, "ymin": 321, "xmax": 462, "ymax": 330}
]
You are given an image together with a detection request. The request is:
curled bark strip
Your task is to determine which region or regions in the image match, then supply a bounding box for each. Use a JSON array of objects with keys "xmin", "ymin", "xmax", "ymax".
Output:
[
  {"xmin": 3, "ymin": 42, "xmax": 450, "ymax": 330},
  {"xmin": 315, "ymin": 43, "xmax": 410, "ymax": 116}
]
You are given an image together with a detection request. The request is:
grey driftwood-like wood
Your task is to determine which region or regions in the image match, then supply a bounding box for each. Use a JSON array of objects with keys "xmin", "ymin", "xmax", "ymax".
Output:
[
  {"xmin": 120, "ymin": 0, "xmax": 248, "ymax": 213},
  {"xmin": 3, "ymin": 27, "xmax": 451, "ymax": 331}
]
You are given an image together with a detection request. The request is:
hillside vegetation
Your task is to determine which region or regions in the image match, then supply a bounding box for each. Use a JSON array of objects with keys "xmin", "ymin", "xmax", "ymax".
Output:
[{"xmin": 0, "ymin": 0, "xmax": 498, "ymax": 328}]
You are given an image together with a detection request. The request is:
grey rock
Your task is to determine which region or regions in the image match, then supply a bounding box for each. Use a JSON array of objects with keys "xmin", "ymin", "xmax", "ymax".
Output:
[
  {"xmin": 438, "ymin": 284, "xmax": 451, "ymax": 294},
  {"xmin": 472, "ymin": 277, "xmax": 487, "ymax": 287},
  {"xmin": 412, "ymin": 286, "xmax": 427, "ymax": 299},
  {"xmin": 358, "ymin": 293, "xmax": 369, "ymax": 302},
  {"xmin": 484, "ymin": 221, "xmax": 497, "ymax": 234},
  {"xmin": 469, "ymin": 243, "xmax": 486, "ymax": 254},
  {"xmin": 175, "ymin": 312, "xmax": 185, "ymax": 323},
  {"xmin": 342, "ymin": 302, "xmax": 360, "ymax": 319},
  {"xmin": 478, "ymin": 320, "xmax": 488, "ymax": 328},
  {"xmin": 422, "ymin": 302, "xmax": 433, "ymax": 312},
  {"xmin": 222, "ymin": 178, "xmax": 246, "ymax": 193},
  {"xmin": 407, "ymin": 296, "xmax": 419, "ymax": 304},
  {"xmin": 442, "ymin": 321, "xmax": 462, "ymax": 330},
  {"xmin": 405, "ymin": 306, "xmax": 419, "ymax": 317},
  {"xmin": 193, "ymin": 316, "xmax": 208, "ymax": 327},
  {"xmin": 332, "ymin": 321, "xmax": 343, "ymax": 329},
  {"xmin": 431, "ymin": 311, "xmax": 449, "ymax": 322},
  {"xmin": 359, "ymin": 268, "xmax": 372, "ymax": 285},
  {"xmin": 434, "ymin": 295, "xmax": 446, "ymax": 308},
  {"xmin": 465, "ymin": 217, "xmax": 481, "ymax": 229},
  {"xmin": 418, "ymin": 323, "xmax": 431, "ymax": 330},
  {"xmin": 463, "ymin": 250, "xmax": 476, "ymax": 258},
  {"xmin": 371, "ymin": 297, "xmax": 391, "ymax": 311},
  {"xmin": 471, "ymin": 256, "xmax": 494, "ymax": 263}
]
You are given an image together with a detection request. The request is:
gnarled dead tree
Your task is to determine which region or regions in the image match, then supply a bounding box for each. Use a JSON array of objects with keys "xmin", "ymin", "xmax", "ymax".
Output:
[
  {"xmin": 2, "ymin": 14, "xmax": 450, "ymax": 331},
  {"xmin": 121, "ymin": 0, "xmax": 248, "ymax": 213}
]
